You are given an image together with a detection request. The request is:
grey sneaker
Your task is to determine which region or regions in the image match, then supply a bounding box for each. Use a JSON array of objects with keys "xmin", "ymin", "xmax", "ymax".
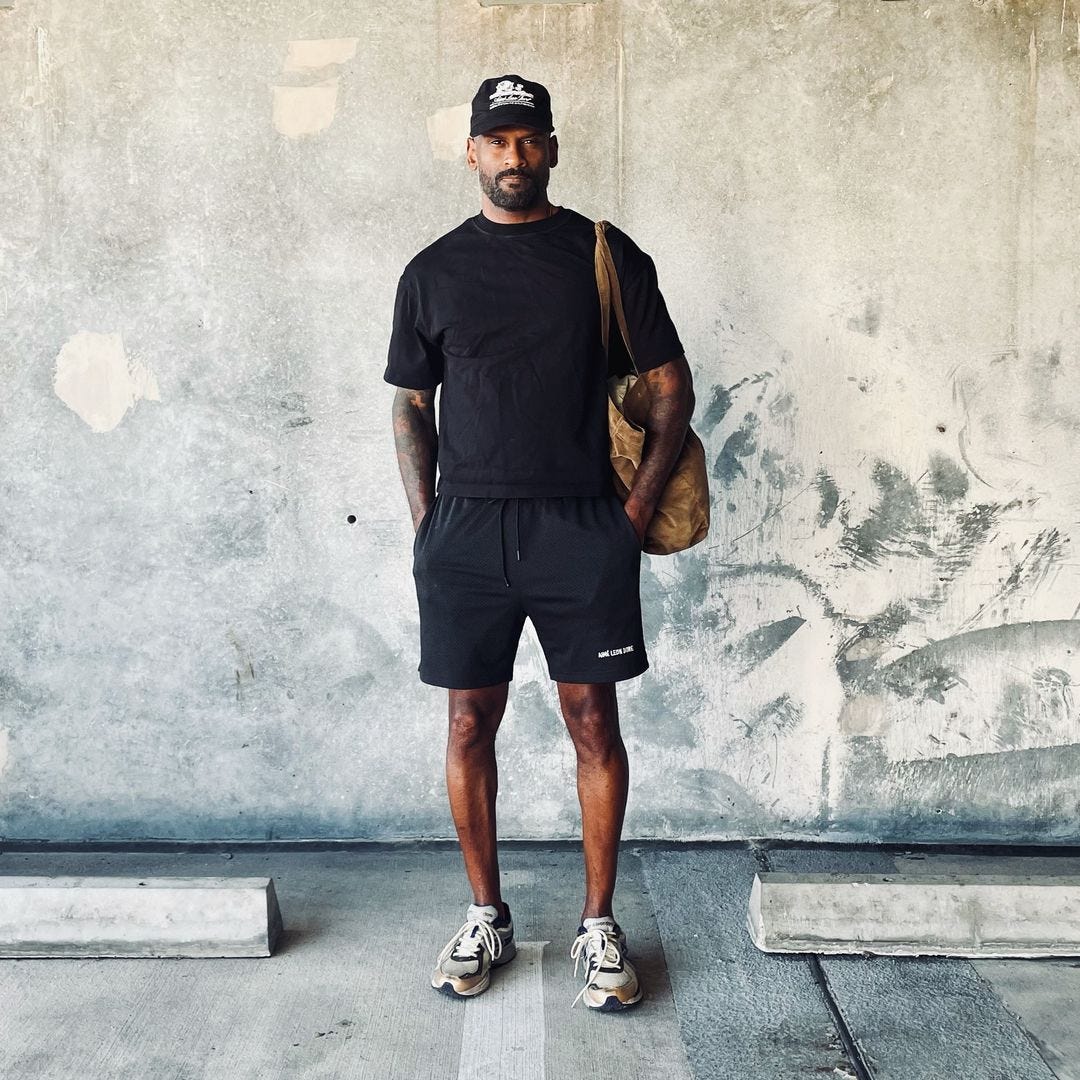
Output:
[
  {"xmin": 431, "ymin": 902, "xmax": 516, "ymax": 998},
  {"xmin": 569, "ymin": 915, "xmax": 643, "ymax": 1011}
]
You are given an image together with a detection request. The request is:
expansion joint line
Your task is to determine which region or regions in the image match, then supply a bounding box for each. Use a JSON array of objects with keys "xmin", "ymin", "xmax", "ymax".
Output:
[{"xmin": 749, "ymin": 842, "xmax": 876, "ymax": 1080}]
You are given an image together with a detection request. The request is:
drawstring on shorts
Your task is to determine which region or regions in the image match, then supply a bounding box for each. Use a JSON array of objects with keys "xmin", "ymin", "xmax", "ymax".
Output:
[{"xmin": 499, "ymin": 498, "xmax": 521, "ymax": 587}]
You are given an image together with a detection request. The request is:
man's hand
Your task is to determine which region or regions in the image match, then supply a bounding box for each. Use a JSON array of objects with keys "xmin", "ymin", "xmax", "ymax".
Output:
[
  {"xmin": 391, "ymin": 387, "xmax": 438, "ymax": 531},
  {"xmin": 622, "ymin": 355, "xmax": 696, "ymax": 540}
]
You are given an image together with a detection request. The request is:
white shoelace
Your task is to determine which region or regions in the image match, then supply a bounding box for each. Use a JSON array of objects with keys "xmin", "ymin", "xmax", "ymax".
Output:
[
  {"xmin": 438, "ymin": 917, "xmax": 503, "ymax": 967},
  {"xmin": 569, "ymin": 926, "xmax": 622, "ymax": 1009}
]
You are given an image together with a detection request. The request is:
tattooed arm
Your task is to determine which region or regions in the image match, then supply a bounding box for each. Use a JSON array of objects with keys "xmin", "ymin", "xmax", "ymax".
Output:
[
  {"xmin": 392, "ymin": 387, "xmax": 439, "ymax": 532},
  {"xmin": 623, "ymin": 355, "xmax": 696, "ymax": 543}
]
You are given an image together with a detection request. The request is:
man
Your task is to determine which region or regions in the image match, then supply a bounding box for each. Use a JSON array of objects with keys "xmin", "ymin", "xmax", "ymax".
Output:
[{"xmin": 384, "ymin": 75, "xmax": 695, "ymax": 1012}]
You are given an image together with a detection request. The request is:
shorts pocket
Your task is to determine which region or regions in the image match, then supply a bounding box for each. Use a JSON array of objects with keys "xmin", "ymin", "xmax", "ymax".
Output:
[
  {"xmin": 612, "ymin": 496, "xmax": 641, "ymax": 549},
  {"xmin": 413, "ymin": 494, "xmax": 440, "ymax": 554}
]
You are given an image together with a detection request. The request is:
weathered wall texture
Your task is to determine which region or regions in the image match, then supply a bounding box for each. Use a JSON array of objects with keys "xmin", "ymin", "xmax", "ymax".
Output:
[{"xmin": 2, "ymin": 0, "xmax": 1079, "ymax": 843}]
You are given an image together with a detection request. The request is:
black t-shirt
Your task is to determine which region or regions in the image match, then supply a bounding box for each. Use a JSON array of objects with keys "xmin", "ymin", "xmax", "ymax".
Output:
[{"xmin": 383, "ymin": 206, "xmax": 684, "ymax": 498}]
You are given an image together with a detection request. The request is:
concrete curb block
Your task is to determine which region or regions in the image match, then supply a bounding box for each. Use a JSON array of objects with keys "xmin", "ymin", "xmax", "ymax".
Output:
[
  {"xmin": 747, "ymin": 871, "xmax": 1080, "ymax": 957},
  {"xmin": 0, "ymin": 876, "xmax": 284, "ymax": 957}
]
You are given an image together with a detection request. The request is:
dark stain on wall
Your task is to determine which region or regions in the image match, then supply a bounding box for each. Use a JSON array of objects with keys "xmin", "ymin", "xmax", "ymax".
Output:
[
  {"xmin": 846, "ymin": 296, "xmax": 881, "ymax": 337},
  {"xmin": 815, "ymin": 469, "xmax": 840, "ymax": 527},
  {"xmin": 995, "ymin": 681, "xmax": 1034, "ymax": 749},
  {"xmin": 700, "ymin": 383, "xmax": 734, "ymax": 434},
  {"xmin": 839, "ymin": 460, "xmax": 932, "ymax": 567},
  {"xmin": 836, "ymin": 736, "xmax": 1080, "ymax": 844},
  {"xmin": 713, "ymin": 413, "xmax": 759, "ymax": 484},
  {"xmin": 927, "ymin": 452, "xmax": 970, "ymax": 503},
  {"xmin": 725, "ymin": 616, "xmax": 806, "ymax": 675}
]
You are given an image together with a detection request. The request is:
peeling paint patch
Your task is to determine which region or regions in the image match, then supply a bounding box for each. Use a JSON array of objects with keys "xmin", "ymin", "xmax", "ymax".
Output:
[
  {"xmin": 273, "ymin": 38, "xmax": 356, "ymax": 138},
  {"xmin": 768, "ymin": 391, "xmax": 795, "ymax": 417},
  {"xmin": 272, "ymin": 80, "xmax": 339, "ymax": 138},
  {"xmin": 426, "ymin": 102, "xmax": 471, "ymax": 162},
  {"xmin": 53, "ymin": 331, "xmax": 160, "ymax": 432},
  {"xmin": 283, "ymin": 38, "xmax": 358, "ymax": 71},
  {"xmin": 839, "ymin": 694, "xmax": 887, "ymax": 736}
]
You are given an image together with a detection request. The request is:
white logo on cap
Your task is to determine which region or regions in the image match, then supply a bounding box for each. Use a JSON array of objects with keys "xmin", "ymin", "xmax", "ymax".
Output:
[{"xmin": 489, "ymin": 80, "xmax": 535, "ymax": 110}]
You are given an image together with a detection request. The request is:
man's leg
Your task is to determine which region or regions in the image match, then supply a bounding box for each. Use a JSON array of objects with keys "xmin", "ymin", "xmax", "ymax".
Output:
[
  {"xmin": 446, "ymin": 682, "xmax": 512, "ymax": 919},
  {"xmin": 556, "ymin": 680, "xmax": 628, "ymax": 924}
]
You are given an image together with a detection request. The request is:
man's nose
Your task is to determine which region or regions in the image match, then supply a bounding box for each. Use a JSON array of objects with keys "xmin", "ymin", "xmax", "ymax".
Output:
[{"xmin": 502, "ymin": 142, "xmax": 527, "ymax": 167}]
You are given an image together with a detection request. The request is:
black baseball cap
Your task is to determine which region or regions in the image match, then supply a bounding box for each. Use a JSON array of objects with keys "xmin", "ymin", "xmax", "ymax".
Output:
[{"xmin": 469, "ymin": 75, "xmax": 554, "ymax": 137}]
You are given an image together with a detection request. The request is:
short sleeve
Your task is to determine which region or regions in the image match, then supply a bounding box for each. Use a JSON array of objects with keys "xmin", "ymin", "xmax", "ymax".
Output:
[
  {"xmin": 608, "ymin": 229, "xmax": 685, "ymax": 374},
  {"xmin": 384, "ymin": 273, "xmax": 444, "ymax": 390}
]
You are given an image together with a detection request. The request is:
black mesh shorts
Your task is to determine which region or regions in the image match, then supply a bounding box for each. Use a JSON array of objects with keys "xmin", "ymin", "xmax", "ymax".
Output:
[{"xmin": 411, "ymin": 492, "xmax": 649, "ymax": 688}]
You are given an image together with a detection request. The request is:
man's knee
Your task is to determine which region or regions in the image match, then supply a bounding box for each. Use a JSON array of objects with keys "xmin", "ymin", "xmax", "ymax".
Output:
[
  {"xmin": 447, "ymin": 686, "xmax": 508, "ymax": 751},
  {"xmin": 558, "ymin": 686, "xmax": 623, "ymax": 758}
]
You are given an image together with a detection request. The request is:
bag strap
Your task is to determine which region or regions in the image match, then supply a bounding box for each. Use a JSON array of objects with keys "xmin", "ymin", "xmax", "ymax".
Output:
[{"xmin": 594, "ymin": 220, "xmax": 639, "ymax": 376}]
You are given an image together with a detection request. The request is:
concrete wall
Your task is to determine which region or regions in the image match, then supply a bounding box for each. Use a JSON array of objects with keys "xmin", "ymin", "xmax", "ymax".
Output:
[{"xmin": 2, "ymin": 0, "xmax": 1079, "ymax": 843}]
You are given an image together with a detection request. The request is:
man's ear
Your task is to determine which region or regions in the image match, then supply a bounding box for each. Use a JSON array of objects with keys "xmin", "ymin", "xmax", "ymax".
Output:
[
  {"xmin": 465, "ymin": 135, "xmax": 477, "ymax": 171},
  {"xmin": 548, "ymin": 134, "xmax": 559, "ymax": 168}
]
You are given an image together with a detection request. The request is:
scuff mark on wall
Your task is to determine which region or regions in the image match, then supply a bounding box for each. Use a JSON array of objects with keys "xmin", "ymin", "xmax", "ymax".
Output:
[
  {"xmin": 839, "ymin": 620, "xmax": 1080, "ymax": 763},
  {"xmin": 53, "ymin": 331, "xmax": 160, "ymax": 433},
  {"xmin": 957, "ymin": 527, "xmax": 1067, "ymax": 630},
  {"xmin": 0, "ymin": 728, "xmax": 9, "ymax": 777},
  {"xmin": 426, "ymin": 102, "xmax": 471, "ymax": 161}
]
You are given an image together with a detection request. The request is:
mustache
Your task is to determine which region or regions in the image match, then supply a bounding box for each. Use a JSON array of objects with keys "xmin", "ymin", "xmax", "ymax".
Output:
[{"xmin": 496, "ymin": 169, "xmax": 535, "ymax": 182}]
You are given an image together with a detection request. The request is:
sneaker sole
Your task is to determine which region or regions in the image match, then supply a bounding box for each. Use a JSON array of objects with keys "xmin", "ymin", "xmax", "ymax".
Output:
[
  {"xmin": 583, "ymin": 985, "xmax": 644, "ymax": 1011},
  {"xmin": 431, "ymin": 937, "xmax": 517, "ymax": 998}
]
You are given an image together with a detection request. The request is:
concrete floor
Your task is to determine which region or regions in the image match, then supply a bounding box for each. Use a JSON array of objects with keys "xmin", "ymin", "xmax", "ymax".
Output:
[{"xmin": 0, "ymin": 843, "xmax": 1078, "ymax": 1080}]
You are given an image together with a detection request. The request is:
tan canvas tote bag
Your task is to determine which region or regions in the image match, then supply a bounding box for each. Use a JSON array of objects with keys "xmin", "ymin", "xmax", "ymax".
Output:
[{"xmin": 594, "ymin": 220, "xmax": 711, "ymax": 555}]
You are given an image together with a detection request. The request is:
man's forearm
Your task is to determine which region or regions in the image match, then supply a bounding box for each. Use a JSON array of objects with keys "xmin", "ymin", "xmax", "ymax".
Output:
[
  {"xmin": 623, "ymin": 357, "xmax": 696, "ymax": 537},
  {"xmin": 391, "ymin": 388, "xmax": 439, "ymax": 530}
]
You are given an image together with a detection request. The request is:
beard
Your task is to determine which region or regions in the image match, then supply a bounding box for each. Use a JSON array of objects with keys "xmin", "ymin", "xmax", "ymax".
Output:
[{"xmin": 479, "ymin": 165, "xmax": 548, "ymax": 211}]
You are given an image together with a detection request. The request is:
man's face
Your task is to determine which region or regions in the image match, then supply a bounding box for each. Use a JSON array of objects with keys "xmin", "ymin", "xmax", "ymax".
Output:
[{"xmin": 467, "ymin": 126, "xmax": 559, "ymax": 211}]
